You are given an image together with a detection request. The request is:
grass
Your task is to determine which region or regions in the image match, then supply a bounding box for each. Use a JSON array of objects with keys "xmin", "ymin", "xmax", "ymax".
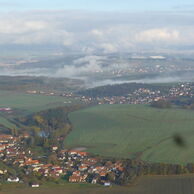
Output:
[
  {"xmin": 129, "ymin": 175, "xmax": 194, "ymax": 194},
  {"xmin": 64, "ymin": 104, "xmax": 194, "ymax": 164},
  {"xmin": 0, "ymin": 116, "xmax": 17, "ymax": 129},
  {"xmin": 2, "ymin": 175, "xmax": 194, "ymax": 194},
  {"xmin": 0, "ymin": 90, "xmax": 78, "ymax": 129},
  {"xmin": 0, "ymin": 91, "xmax": 76, "ymax": 114}
]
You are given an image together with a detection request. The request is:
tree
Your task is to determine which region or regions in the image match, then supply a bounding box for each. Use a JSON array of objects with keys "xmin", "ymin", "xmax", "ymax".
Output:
[
  {"xmin": 48, "ymin": 153, "xmax": 58, "ymax": 165},
  {"xmin": 107, "ymin": 172, "xmax": 116, "ymax": 182},
  {"xmin": 151, "ymin": 99, "xmax": 172, "ymax": 109}
]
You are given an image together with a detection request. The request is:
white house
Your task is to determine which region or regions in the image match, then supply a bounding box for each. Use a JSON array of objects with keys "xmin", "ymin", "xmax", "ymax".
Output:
[
  {"xmin": 104, "ymin": 182, "xmax": 111, "ymax": 187},
  {"xmin": 7, "ymin": 177, "xmax": 20, "ymax": 183},
  {"xmin": 31, "ymin": 183, "xmax": 40, "ymax": 188}
]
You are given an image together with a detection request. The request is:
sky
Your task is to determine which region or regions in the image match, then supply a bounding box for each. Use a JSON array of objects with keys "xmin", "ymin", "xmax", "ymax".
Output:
[
  {"xmin": 0, "ymin": 0, "xmax": 193, "ymax": 55},
  {"xmin": 0, "ymin": 0, "xmax": 193, "ymax": 12}
]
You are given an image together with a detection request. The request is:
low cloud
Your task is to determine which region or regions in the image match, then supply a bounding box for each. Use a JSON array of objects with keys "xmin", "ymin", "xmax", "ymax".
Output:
[
  {"xmin": 0, "ymin": 20, "xmax": 48, "ymax": 34},
  {"xmin": 88, "ymin": 74, "xmax": 194, "ymax": 88},
  {"xmin": 0, "ymin": 11, "xmax": 193, "ymax": 52},
  {"xmin": 55, "ymin": 55, "xmax": 106, "ymax": 77},
  {"xmin": 136, "ymin": 28, "xmax": 180, "ymax": 42}
]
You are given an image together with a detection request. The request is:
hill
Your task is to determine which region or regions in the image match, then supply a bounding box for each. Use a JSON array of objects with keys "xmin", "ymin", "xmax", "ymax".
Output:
[
  {"xmin": 0, "ymin": 76, "xmax": 84, "ymax": 92},
  {"xmin": 64, "ymin": 104, "xmax": 194, "ymax": 164},
  {"xmin": 78, "ymin": 83, "xmax": 170, "ymax": 97}
]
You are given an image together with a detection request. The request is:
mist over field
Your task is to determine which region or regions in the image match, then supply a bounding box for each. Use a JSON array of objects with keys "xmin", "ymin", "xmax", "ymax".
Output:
[
  {"xmin": 0, "ymin": 6, "xmax": 192, "ymax": 88},
  {"xmin": 1, "ymin": 53, "xmax": 194, "ymax": 87},
  {"xmin": 0, "ymin": 3, "xmax": 193, "ymax": 87}
]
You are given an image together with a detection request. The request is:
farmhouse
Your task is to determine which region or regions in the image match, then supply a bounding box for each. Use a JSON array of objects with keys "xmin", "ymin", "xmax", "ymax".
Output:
[
  {"xmin": 69, "ymin": 175, "xmax": 81, "ymax": 183},
  {"xmin": 7, "ymin": 177, "xmax": 20, "ymax": 183},
  {"xmin": 79, "ymin": 164, "xmax": 88, "ymax": 171},
  {"xmin": 104, "ymin": 182, "xmax": 111, "ymax": 187},
  {"xmin": 0, "ymin": 169, "xmax": 7, "ymax": 175},
  {"xmin": 31, "ymin": 183, "xmax": 40, "ymax": 188},
  {"xmin": 52, "ymin": 146, "xmax": 58, "ymax": 151},
  {"xmin": 68, "ymin": 150, "xmax": 87, "ymax": 157},
  {"xmin": 0, "ymin": 145, "xmax": 6, "ymax": 151},
  {"xmin": 24, "ymin": 158, "xmax": 40, "ymax": 166}
]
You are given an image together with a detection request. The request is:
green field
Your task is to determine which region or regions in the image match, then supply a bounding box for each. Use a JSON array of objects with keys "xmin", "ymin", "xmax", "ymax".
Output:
[
  {"xmin": 0, "ymin": 91, "xmax": 74, "ymax": 113},
  {"xmin": 0, "ymin": 90, "xmax": 77, "ymax": 129},
  {"xmin": 64, "ymin": 104, "xmax": 194, "ymax": 164},
  {"xmin": 0, "ymin": 116, "xmax": 18, "ymax": 129},
  {"xmin": 2, "ymin": 175, "xmax": 194, "ymax": 194}
]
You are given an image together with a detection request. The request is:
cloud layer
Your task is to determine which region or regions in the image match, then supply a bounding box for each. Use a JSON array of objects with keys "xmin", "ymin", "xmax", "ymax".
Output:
[{"xmin": 0, "ymin": 11, "xmax": 193, "ymax": 53}]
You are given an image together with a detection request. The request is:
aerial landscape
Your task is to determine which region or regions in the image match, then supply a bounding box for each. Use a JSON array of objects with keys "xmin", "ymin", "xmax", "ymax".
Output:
[{"xmin": 0, "ymin": 0, "xmax": 194, "ymax": 194}]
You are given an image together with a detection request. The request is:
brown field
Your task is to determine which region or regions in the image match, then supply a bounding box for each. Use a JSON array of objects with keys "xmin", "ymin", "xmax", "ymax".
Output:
[{"xmin": 1, "ymin": 175, "xmax": 194, "ymax": 194}]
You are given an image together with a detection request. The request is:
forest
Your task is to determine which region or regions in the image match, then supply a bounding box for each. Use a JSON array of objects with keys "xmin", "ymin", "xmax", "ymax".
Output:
[
  {"xmin": 16, "ymin": 105, "xmax": 86, "ymax": 151},
  {"xmin": 78, "ymin": 83, "xmax": 170, "ymax": 97}
]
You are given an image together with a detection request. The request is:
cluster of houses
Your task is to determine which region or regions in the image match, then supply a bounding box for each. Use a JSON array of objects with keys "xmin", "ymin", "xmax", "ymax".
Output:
[
  {"xmin": 0, "ymin": 134, "xmax": 28, "ymax": 160},
  {"xmin": 96, "ymin": 88, "xmax": 164, "ymax": 105},
  {"xmin": 0, "ymin": 133, "xmax": 125, "ymax": 187},
  {"xmin": 27, "ymin": 149, "xmax": 124, "ymax": 186},
  {"xmin": 0, "ymin": 133, "xmax": 35, "ymax": 185},
  {"xmin": 80, "ymin": 83, "xmax": 194, "ymax": 105},
  {"xmin": 0, "ymin": 107, "xmax": 12, "ymax": 114},
  {"xmin": 59, "ymin": 150, "xmax": 124, "ymax": 185},
  {"xmin": 26, "ymin": 90, "xmax": 55, "ymax": 96},
  {"xmin": 168, "ymin": 83, "xmax": 193, "ymax": 98},
  {"xmin": 25, "ymin": 82, "xmax": 194, "ymax": 106}
]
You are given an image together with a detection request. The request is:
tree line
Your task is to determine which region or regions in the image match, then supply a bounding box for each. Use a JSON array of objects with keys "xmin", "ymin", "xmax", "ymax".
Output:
[{"xmin": 78, "ymin": 83, "xmax": 170, "ymax": 98}]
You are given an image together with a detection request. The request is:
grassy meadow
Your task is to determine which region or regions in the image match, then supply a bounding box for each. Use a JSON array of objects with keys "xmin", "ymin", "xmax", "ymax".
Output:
[
  {"xmin": 0, "ymin": 90, "xmax": 76, "ymax": 129},
  {"xmin": 0, "ymin": 116, "xmax": 18, "ymax": 129},
  {"xmin": 0, "ymin": 91, "xmax": 74, "ymax": 113},
  {"xmin": 64, "ymin": 104, "xmax": 194, "ymax": 164},
  {"xmin": 2, "ymin": 175, "xmax": 194, "ymax": 194}
]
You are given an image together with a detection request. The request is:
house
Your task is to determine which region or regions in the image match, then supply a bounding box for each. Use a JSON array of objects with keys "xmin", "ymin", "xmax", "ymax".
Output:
[
  {"xmin": 52, "ymin": 167, "xmax": 63, "ymax": 174},
  {"xmin": 0, "ymin": 134, "xmax": 13, "ymax": 140},
  {"xmin": 31, "ymin": 183, "xmax": 40, "ymax": 188},
  {"xmin": 0, "ymin": 150, "xmax": 4, "ymax": 157},
  {"xmin": 27, "ymin": 90, "xmax": 37, "ymax": 94},
  {"xmin": 22, "ymin": 133, "xmax": 30, "ymax": 138},
  {"xmin": 79, "ymin": 164, "xmax": 88, "ymax": 171},
  {"xmin": 68, "ymin": 150, "xmax": 87, "ymax": 157},
  {"xmin": 92, "ymin": 178, "xmax": 98, "ymax": 184},
  {"xmin": 52, "ymin": 146, "xmax": 58, "ymax": 151},
  {"xmin": 80, "ymin": 174, "xmax": 88, "ymax": 182},
  {"xmin": 24, "ymin": 158, "xmax": 40, "ymax": 166},
  {"xmin": 0, "ymin": 169, "xmax": 7, "ymax": 175},
  {"xmin": 0, "ymin": 145, "xmax": 6, "ymax": 151},
  {"xmin": 73, "ymin": 171, "xmax": 81, "ymax": 176},
  {"xmin": 88, "ymin": 158, "xmax": 98, "ymax": 163},
  {"xmin": 99, "ymin": 172, "xmax": 107, "ymax": 177},
  {"xmin": 104, "ymin": 182, "xmax": 111, "ymax": 187},
  {"xmin": 42, "ymin": 164, "xmax": 52, "ymax": 168},
  {"xmin": 69, "ymin": 175, "xmax": 81, "ymax": 183},
  {"xmin": 77, "ymin": 151, "xmax": 87, "ymax": 157},
  {"xmin": 33, "ymin": 166, "xmax": 42, "ymax": 172},
  {"xmin": 0, "ymin": 107, "xmax": 12, "ymax": 111},
  {"xmin": 7, "ymin": 177, "xmax": 20, "ymax": 183},
  {"xmin": 13, "ymin": 159, "xmax": 25, "ymax": 165},
  {"xmin": 6, "ymin": 148, "xmax": 16, "ymax": 155}
]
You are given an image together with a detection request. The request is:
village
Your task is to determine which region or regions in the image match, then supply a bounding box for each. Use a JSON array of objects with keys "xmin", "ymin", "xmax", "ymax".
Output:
[
  {"xmin": 0, "ymin": 133, "xmax": 125, "ymax": 188},
  {"xmin": 68, "ymin": 82, "xmax": 194, "ymax": 105},
  {"xmin": 24, "ymin": 83, "xmax": 194, "ymax": 106},
  {"xmin": 95, "ymin": 83, "xmax": 193, "ymax": 105}
]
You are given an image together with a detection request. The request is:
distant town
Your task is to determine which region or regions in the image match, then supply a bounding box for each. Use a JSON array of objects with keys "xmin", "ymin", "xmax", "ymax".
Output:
[{"xmin": 26, "ymin": 82, "xmax": 194, "ymax": 105}]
